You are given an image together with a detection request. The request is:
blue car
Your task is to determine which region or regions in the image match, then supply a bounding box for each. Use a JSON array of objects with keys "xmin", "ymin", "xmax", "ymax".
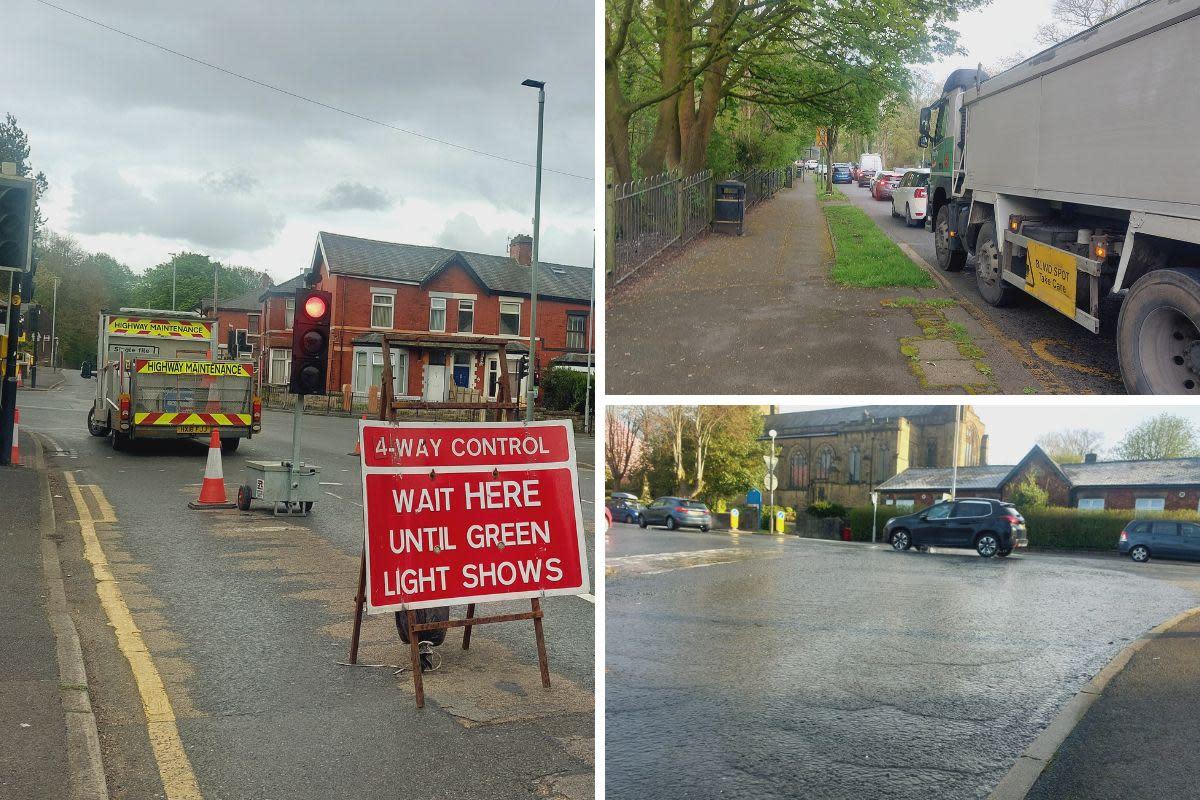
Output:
[
  {"xmin": 1119, "ymin": 519, "xmax": 1200, "ymax": 563},
  {"xmin": 831, "ymin": 165, "xmax": 853, "ymax": 184}
]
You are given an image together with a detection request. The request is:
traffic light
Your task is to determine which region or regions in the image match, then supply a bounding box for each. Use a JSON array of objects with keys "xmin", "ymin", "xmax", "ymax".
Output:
[
  {"xmin": 289, "ymin": 288, "xmax": 332, "ymax": 395},
  {"xmin": 0, "ymin": 173, "xmax": 35, "ymax": 273},
  {"xmin": 516, "ymin": 354, "xmax": 529, "ymax": 384}
]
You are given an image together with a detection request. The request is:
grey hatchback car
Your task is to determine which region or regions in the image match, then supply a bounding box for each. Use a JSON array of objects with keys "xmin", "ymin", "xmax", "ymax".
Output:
[
  {"xmin": 1119, "ymin": 519, "xmax": 1200, "ymax": 563},
  {"xmin": 639, "ymin": 496, "xmax": 713, "ymax": 531}
]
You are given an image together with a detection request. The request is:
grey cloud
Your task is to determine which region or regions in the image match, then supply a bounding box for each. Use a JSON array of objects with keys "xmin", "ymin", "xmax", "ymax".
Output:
[
  {"xmin": 201, "ymin": 169, "xmax": 259, "ymax": 194},
  {"xmin": 316, "ymin": 181, "xmax": 394, "ymax": 212},
  {"xmin": 435, "ymin": 212, "xmax": 508, "ymax": 255},
  {"xmin": 70, "ymin": 167, "xmax": 285, "ymax": 252}
]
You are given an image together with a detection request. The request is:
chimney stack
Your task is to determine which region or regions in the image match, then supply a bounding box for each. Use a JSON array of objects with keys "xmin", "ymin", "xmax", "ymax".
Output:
[
  {"xmin": 1084, "ymin": 452, "xmax": 1098, "ymax": 463},
  {"xmin": 508, "ymin": 234, "xmax": 533, "ymax": 267}
]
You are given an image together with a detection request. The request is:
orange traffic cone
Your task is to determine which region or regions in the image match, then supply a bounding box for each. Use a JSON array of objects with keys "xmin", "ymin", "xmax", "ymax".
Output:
[
  {"xmin": 189, "ymin": 429, "xmax": 235, "ymax": 509},
  {"xmin": 10, "ymin": 408, "xmax": 19, "ymax": 465},
  {"xmin": 348, "ymin": 414, "xmax": 366, "ymax": 456}
]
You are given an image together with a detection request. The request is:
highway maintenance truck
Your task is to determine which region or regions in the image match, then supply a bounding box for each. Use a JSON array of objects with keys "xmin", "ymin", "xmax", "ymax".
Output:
[
  {"xmin": 920, "ymin": 0, "xmax": 1200, "ymax": 393},
  {"xmin": 88, "ymin": 309, "xmax": 261, "ymax": 451}
]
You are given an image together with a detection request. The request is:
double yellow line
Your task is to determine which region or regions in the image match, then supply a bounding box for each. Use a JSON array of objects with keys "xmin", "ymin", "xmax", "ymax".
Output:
[{"xmin": 64, "ymin": 472, "xmax": 202, "ymax": 800}]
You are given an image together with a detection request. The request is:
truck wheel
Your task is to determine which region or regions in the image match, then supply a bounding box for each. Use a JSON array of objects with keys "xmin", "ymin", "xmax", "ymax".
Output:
[
  {"xmin": 935, "ymin": 206, "xmax": 966, "ymax": 272},
  {"xmin": 87, "ymin": 408, "xmax": 109, "ymax": 437},
  {"xmin": 975, "ymin": 226, "xmax": 1016, "ymax": 307},
  {"xmin": 1118, "ymin": 268, "xmax": 1200, "ymax": 394},
  {"xmin": 110, "ymin": 430, "xmax": 129, "ymax": 452},
  {"xmin": 220, "ymin": 437, "xmax": 240, "ymax": 453}
]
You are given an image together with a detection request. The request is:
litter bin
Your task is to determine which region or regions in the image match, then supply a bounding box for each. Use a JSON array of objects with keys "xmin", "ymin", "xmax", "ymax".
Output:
[{"xmin": 714, "ymin": 180, "xmax": 746, "ymax": 235}]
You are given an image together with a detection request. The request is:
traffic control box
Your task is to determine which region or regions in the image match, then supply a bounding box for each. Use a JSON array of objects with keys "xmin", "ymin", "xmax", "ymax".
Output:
[{"xmin": 713, "ymin": 180, "xmax": 746, "ymax": 235}]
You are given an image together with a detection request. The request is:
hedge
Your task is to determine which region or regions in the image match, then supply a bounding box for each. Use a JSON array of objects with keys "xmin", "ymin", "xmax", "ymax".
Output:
[
  {"xmin": 539, "ymin": 367, "xmax": 594, "ymax": 414},
  {"xmin": 843, "ymin": 505, "xmax": 1200, "ymax": 551}
]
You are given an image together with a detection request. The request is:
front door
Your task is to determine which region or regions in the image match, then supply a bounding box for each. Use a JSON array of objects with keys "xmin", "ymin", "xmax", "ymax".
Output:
[
  {"xmin": 915, "ymin": 501, "xmax": 953, "ymax": 546},
  {"xmin": 452, "ymin": 351, "xmax": 472, "ymax": 389},
  {"xmin": 423, "ymin": 363, "xmax": 447, "ymax": 402}
]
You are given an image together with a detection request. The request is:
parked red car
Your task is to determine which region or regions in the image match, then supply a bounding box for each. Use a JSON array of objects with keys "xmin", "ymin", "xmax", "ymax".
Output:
[{"xmin": 871, "ymin": 171, "xmax": 903, "ymax": 201}]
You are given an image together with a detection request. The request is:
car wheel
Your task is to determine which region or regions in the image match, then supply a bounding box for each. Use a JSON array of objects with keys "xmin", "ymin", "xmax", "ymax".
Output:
[
  {"xmin": 935, "ymin": 205, "xmax": 967, "ymax": 272},
  {"xmin": 1130, "ymin": 544, "xmax": 1151, "ymax": 563},
  {"xmin": 666, "ymin": 517, "xmax": 678, "ymax": 531},
  {"xmin": 87, "ymin": 407, "xmax": 109, "ymax": 437},
  {"xmin": 976, "ymin": 533, "xmax": 999, "ymax": 558},
  {"xmin": 701, "ymin": 525, "xmax": 710, "ymax": 532},
  {"xmin": 975, "ymin": 226, "xmax": 1017, "ymax": 307},
  {"xmin": 638, "ymin": 517, "xmax": 648, "ymax": 529},
  {"xmin": 891, "ymin": 530, "xmax": 912, "ymax": 551}
]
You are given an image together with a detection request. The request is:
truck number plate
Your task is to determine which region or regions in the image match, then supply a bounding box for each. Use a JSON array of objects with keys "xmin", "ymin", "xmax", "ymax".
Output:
[
  {"xmin": 177, "ymin": 425, "xmax": 211, "ymax": 434},
  {"xmin": 1023, "ymin": 239, "xmax": 1077, "ymax": 318}
]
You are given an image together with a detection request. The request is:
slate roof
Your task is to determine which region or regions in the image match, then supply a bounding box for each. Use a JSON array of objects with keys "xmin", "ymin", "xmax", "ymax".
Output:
[
  {"xmin": 878, "ymin": 450, "xmax": 1200, "ymax": 491},
  {"xmin": 765, "ymin": 406, "xmax": 947, "ymax": 437},
  {"xmin": 259, "ymin": 273, "xmax": 307, "ymax": 302},
  {"xmin": 315, "ymin": 232, "xmax": 592, "ymax": 303}
]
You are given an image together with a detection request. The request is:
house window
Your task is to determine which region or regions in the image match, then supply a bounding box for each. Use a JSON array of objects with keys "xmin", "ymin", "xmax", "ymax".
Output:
[
  {"xmin": 457, "ymin": 299, "xmax": 474, "ymax": 333},
  {"xmin": 566, "ymin": 312, "xmax": 588, "ymax": 351},
  {"xmin": 485, "ymin": 355, "xmax": 501, "ymax": 399},
  {"xmin": 500, "ymin": 300, "xmax": 521, "ymax": 336},
  {"xmin": 894, "ymin": 499, "xmax": 915, "ymax": 509},
  {"xmin": 816, "ymin": 446, "xmax": 834, "ymax": 481},
  {"xmin": 353, "ymin": 348, "xmax": 405, "ymax": 396},
  {"xmin": 789, "ymin": 451, "xmax": 808, "ymax": 488},
  {"xmin": 849, "ymin": 446, "xmax": 861, "ymax": 482},
  {"xmin": 284, "ymin": 298, "xmax": 295, "ymax": 329},
  {"xmin": 269, "ymin": 348, "xmax": 290, "ymax": 385},
  {"xmin": 1135, "ymin": 497, "xmax": 1166, "ymax": 512},
  {"xmin": 429, "ymin": 297, "xmax": 447, "ymax": 332},
  {"xmin": 372, "ymin": 294, "xmax": 394, "ymax": 329},
  {"xmin": 247, "ymin": 314, "xmax": 260, "ymax": 335},
  {"xmin": 1078, "ymin": 498, "xmax": 1105, "ymax": 510}
]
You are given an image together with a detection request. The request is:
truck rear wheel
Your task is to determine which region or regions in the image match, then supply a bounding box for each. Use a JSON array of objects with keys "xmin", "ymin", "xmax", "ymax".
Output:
[
  {"xmin": 975, "ymin": 226, "xmax": 1016, "ymax": 307},
  {"xmin": 935, "ymin": 206, "xmax": 966, "ymax": 272},
  {"xmin": 1118, "ymin": 268, "xmax": 1200, "ymax": 394},
  {"xmin": 221, "ymin": 437, "xmax": 240, "ymax": 453},
  {"xmin": 87, "ymin": 407, "xmax": 109, "ymax": 437}
]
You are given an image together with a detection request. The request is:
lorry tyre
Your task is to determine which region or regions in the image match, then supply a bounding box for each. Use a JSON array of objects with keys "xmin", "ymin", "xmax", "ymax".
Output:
[
  {"xmin": 1117, "ymin": 268, "xmax": 1200, "ymax": 394},
  {"xmin": 975, "ymin": 226, "xmax": 1016, "ymax": 307},
  {"xmin": 110, "ymin": 430, "xmax": 129, "ymax": 452},
  {"xmin": 221, "ymin": 437, "xmax": 240, "ymax": 453},
  {"xmin": 935, "ymin": 206, "xmax": 966, "ymax": 272},
  {"xmin": 87, "ymin": 407, "xmax": 108, "ymax": 437}
]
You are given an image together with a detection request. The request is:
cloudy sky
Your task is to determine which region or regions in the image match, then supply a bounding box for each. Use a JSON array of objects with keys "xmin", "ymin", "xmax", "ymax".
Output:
[
  {"xmin": 3, "ymin": 1, "xmax": 595, "ymax": 282},
  {"xmin": 930, "ymin": 0, "xmax": 1065, "ymax": 75}
]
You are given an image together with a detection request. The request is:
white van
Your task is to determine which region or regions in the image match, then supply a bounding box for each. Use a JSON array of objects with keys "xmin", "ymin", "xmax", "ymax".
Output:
[{"xmin": 859, "ymin": 153, "xmax": 883, "ymax": 175}]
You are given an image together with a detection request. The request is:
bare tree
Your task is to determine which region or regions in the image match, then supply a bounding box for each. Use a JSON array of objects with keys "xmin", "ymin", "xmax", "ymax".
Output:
[
  {"xmin": 1037, "ymin": 428, "xmax": 1106, "ymax": 464},
  {"xmin": 605, "ymin": 408, "xmax": 646, "ymax": 488},
  {"xmin": 1035, "ymin": 0, "xmax": 1140, "ymax": 46}
]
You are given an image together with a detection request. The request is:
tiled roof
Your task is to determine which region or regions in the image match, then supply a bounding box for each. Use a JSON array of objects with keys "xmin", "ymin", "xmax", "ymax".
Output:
[
  {"xmin": 1063, "ymin": 457, "xmax": 1200, "ymax": 487},
  {"xmin": 765, "ymin": 406, "xmax": 947, "ymax": 437},
  {"xmin": 259, "ymin": 273, "xmax": 307, "ymax": 302},
  {"xmin": 877, "ymin": 465, "xmax": 1013, "ymax": 492},
  {"xmin": 316, "ymin": 232, "xmax": 592, "ymax": 303},
  {"xmin": 200, "ymin": 285, "xmax": 265, "ymax": 313}
]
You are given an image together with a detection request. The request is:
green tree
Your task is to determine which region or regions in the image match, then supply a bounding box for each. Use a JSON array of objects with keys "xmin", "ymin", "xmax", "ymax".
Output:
[
  {"xmin": 1009, "ymin": 469, "xmax": 1049, "ymax": 509},
  {"xmin": 129, "ymin": 252, "xmax": 266, "ymax": 313},
  {"xmin": 0, "ymin": 113, "xmax": 50, "ymax": 242},
  {"xmin": 1114, "ymin": 414, "xmax": 1200, "ymax": 460}
]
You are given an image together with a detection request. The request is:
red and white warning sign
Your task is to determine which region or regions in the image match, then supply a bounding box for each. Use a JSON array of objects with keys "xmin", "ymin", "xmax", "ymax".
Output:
[{"xmin": 359, "ymin": 419, "xmax": 589, "ymax": 612}]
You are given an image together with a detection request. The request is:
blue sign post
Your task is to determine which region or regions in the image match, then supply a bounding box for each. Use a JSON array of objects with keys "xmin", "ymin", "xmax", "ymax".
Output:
[{"xmin": 746, "ymin": 488, "xmax": 762, "ymax": 506}]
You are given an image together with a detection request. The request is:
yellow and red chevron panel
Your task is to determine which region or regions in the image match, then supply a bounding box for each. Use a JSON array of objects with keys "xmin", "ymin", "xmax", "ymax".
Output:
[{"xmin": 133, "ymin": 412, "xmax": 252, "ymax": 426}]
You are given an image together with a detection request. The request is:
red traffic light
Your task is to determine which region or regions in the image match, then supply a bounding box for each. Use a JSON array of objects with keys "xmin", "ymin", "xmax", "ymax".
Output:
[{"xmin": 304, "ymin": 295, "xmax": 327, "ymax": 319}]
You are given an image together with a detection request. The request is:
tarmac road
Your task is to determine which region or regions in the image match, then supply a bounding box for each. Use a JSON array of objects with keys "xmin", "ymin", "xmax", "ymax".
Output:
[
  {"xmin": 605, "ymin": 523, "xmax": 1200, "ymax": 800},
  {"xmin": 842, "ymin": 181, "xmax": 1126, "ymax": 395},
  {"xmin": 17, "ymin": 372, "xmax": 595, "ymax": 800}
]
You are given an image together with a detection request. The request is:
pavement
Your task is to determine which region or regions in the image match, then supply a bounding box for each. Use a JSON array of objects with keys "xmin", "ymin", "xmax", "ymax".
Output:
[
  {"xmin": 10, "ymin": 371, "xmax": 595, "ymax": 800},
  {"xmin": 842, "ymin": 184, "xmax": 1125, "ymax": 395},
  {"xmin": 606, "ymin": 522, "xmax": 1200, "ymax": 800},
  {"xmin": 607, "ymin": 178, "xmax": 1052, "ymax": 394}
]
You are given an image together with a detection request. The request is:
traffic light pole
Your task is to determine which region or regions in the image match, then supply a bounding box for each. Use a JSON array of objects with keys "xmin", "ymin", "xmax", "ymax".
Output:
[
  {"xmin": 0, "ymin": 270, "xmax": 26, "ymax": 465},
  {"xmin": 525, "ymin": 81, "xmax": 544, "ymax": 423},
  {"xmin": 289, "ymin": 393, "xmax": 303, "ymax": 505}
]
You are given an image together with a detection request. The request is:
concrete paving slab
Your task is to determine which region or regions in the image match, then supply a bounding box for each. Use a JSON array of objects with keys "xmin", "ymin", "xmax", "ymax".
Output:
[
  {"xmin": 913, "ymin": 339, "xmax": 963, "ymax": 360},
  {"xmin": 922, "ymin": 359, "xmax": 987, "ymax": 387}
]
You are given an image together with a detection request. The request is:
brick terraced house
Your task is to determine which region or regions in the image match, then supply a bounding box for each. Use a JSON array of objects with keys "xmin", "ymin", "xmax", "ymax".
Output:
[
  {"xmin": 259, "ymin": 232, "xmax": 592, "ymax": 402},
  {"xmin": 877, "ymin": 445, "xmax": 1200, "ymax": 512}
]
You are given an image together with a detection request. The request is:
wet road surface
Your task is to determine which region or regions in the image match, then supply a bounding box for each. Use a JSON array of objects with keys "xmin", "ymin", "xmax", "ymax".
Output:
[
  {"xmin": 19, "ymin": 372, "xmax": 595, "ymax": 800},
  {"xmin": 843, "ymin": 183, "xmax": 1125, "ymax": 394},
  {"xmin": 605, "ymin": 523, "xmax": 1200, "ymax": 799}
]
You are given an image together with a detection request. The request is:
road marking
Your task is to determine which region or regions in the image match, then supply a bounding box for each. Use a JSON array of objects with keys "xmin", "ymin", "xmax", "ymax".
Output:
[
  {"xmin": 576, "ymin": 593, "xmax": 596, "ymax": 604},
  {"xmin": 607, "ymin": 547, "xmax": 779, "ymax": 576},
  {"xmin": 318, "ymin": 481, "xmax": 343, "ymax": 486},
  {"xmin": 63, "ymin": 472, "xmax": 203, "ymax": 800},
  {"xmin": 1031, "ymin": 338, "xmax": 1121, "ymax": 381}
]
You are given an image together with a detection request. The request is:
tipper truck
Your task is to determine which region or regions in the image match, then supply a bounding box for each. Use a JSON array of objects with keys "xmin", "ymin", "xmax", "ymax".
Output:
[
  {"xmin": 88, "ymin": 309, "xmax": 261, "ymax": 451},
  {"xmin": 920, "ymin": 0, "xmax": 1200, "ymax": 393}
]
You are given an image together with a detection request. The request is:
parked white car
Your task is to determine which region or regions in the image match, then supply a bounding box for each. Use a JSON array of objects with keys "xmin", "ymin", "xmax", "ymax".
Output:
[
  {"xmin": 804, "ymin": 159, "xmax": 818, "ymax": 170},
  {"xmin": 890, "ymin": 168, "xmax": 931, "ymax": 228}
]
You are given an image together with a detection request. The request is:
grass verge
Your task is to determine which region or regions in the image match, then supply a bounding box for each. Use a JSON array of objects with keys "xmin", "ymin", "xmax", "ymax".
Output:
[
  {"xmin": 823, "ymin": 203, "xmax": 934, "ymax": 288},
  {"xmin": 817, "ymin": 185, "xmax": 847, "ymax": 202}
]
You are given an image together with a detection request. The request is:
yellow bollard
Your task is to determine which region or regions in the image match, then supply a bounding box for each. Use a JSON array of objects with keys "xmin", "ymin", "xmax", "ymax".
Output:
[
  {"xmin": 775, "ymin": 510, "xmax": 785, "ymax": 534},
  {"xmin": 730, "ymin": 508, "xmax": 739, "ymax": 531}
]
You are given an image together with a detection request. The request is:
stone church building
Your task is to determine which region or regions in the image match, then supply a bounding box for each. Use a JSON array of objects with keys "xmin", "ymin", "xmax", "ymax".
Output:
[{"xmin": 764, "ymin": 406, "xmax": 987, "ymax": 509}]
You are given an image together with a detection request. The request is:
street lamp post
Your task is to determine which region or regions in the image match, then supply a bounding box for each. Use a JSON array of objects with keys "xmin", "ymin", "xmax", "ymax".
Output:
[
  {"xmin": 768, "ymin": 428, "xmax": 778, "ymax": 532},
  {"xmin": 50, "ymin": 275, "xmax": 59, "ymax": 371},
  {"xmin": 521, "ymin": 78, "xmax": 545, "ymax": 424}
]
